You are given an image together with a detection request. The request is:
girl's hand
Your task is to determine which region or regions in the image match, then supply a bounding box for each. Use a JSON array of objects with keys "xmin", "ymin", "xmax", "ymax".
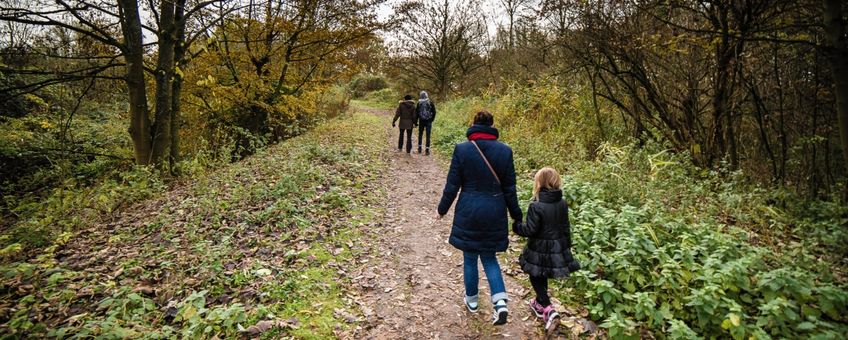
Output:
[{"xmin": 436, "ymin": 213, "xmax": 444, "ymax": 220}]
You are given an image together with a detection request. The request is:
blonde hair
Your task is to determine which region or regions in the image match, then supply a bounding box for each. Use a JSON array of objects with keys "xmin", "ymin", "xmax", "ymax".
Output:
[{"xmin": 532, "ymin": 167, "xmax": 562, "ymax": 201}]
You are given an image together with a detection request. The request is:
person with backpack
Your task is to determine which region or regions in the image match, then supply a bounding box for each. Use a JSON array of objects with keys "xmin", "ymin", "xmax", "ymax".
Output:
[
  {"xmin": 415, "ymin": 91, "xmax": 437, "ymax": 155},
  {"xmin": 513, "ymin": 167, "xmax": 581, "ymax": 332},
  {"xmin": 393, "ymin": 94, "xmax": 417, "ymax": 153},
  {"xmin": 437, "ymin": 111, "xmax": 522, "ymax": 325}
]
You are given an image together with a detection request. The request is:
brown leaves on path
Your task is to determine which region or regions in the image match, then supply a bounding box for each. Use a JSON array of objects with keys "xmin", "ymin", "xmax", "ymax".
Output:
[{"xmin": 340, "ymin": 107, "xmax": 580, "ymax": 339}]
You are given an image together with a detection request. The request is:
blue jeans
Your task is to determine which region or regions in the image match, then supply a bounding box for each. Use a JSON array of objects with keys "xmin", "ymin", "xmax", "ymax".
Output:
[{"xmin": 463, "ymin": 252, "xmax": 508, "ymax": 304}]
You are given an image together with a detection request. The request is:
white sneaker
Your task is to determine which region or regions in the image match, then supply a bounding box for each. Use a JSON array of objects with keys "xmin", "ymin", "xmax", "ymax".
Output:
[
  {"xmin": 492, "ymin": 299, "xmax": 508, "ymax": 325},
  {"xmin": 464, "ymin": 298, "xmax": 478, "ymax": 313}
]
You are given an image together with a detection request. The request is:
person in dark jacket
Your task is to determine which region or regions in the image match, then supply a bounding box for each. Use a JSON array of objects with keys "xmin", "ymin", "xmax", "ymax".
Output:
[
  {"xmin": 393, "ymin": 94, "xmax": 417, "ymax": 153},
  {"xmin": 513, "ymin": 167, "xmax": 581, "ymax": 331},
  {"xmin": 437, "ymin": 111, "xmax": 522, "ymax": 325},
  {"xmin": 415, "ymin": 91, "xmax": 437, "ymax": 155}
]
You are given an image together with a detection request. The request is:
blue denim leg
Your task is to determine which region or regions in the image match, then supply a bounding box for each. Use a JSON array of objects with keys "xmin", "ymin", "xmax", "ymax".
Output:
[
  {"xmin": 463, "ymin": 252, "xmax": 479, "ymax": 299},
  {"xmin": 480, "ymin": 253, "xmax": 508, "ymax": 303}
]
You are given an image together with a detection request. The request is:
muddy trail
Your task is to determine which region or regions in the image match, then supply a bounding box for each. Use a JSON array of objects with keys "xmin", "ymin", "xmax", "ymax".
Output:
[{"xmin": 345, "ymin": 107, "xmax": 568, "ymax": 339}]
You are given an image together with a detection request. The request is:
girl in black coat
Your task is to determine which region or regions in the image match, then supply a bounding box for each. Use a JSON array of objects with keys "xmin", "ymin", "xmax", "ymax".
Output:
[{"xmin": 513, "ymin": 167, "xmax": 580, "ymax": 331}]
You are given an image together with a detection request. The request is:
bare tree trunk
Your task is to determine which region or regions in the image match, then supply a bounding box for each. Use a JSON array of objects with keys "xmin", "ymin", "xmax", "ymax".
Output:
[
  {"xmin": 712, "ymin": 29, "xmax": 731, "ymax": 168},
  {"xmin": 170, "ymin": 0, "xmax": 187, "ymax": 172},
  {"xmin": 588, "ymin": 70, "xmax": 607, "ymax": 140},
  {"xmin": 822, "ymin": 0, "xmax": 848, "ymax": 199},
  {"xmin": 726, "ymin": 105, "xmax": 738, "ymax": 169},
  {"xmin": 151, "ymin": 0, "xmax": 177, "ymax": 167},
  {"xmin": 774, "ymin": 47, "xmax": 788, "ymax": 179},
  {"xmin": 746, "ymin": 70, "xmax": 778, "ymax": 179},
  {"xmin": 727, "ymin": 55, "xmax": 743, "ymax": 170},
  {"xmin": 118, "ymin": 0, "xmax": 152, "ymax": 165}
]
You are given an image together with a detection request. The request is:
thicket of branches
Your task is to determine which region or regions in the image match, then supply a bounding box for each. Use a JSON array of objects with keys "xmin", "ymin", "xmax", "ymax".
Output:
[
  {"xmin": 391, "ymin": 0, "xmax": 848, "ymax": 197},
  {"xmin": 0, "ymin": 0, "xmax": 387, "ymax": 170}
]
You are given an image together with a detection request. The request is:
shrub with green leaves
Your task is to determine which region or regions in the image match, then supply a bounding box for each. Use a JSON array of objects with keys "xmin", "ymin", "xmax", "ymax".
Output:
[
  {"xmin": 432, "ymin": 86, "xmax": 848, "ymax": 338},
  {"xmin": 349, "ymin": 73, "xmax": 389, "ymax": 98}
]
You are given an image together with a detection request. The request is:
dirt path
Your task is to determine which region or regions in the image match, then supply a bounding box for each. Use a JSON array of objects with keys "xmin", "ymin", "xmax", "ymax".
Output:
[{"xmin": 347, "ymin": 107, "xmax": 551, "ymax": 339}]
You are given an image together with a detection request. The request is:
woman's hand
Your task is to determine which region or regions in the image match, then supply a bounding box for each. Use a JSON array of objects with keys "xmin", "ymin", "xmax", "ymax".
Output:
[{"xmin": 436, "ymin": 213, "xmax": 444, "ymax": 220}]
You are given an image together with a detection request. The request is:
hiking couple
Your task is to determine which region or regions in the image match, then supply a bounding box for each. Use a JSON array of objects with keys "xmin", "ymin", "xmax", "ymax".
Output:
[
  {"xmin": 392, "ymin": 91, "xmax": 436, "ymax": 155},
  {"xmin": 437, "ymin": 111, "xmax": 580, "ymax": 331}
]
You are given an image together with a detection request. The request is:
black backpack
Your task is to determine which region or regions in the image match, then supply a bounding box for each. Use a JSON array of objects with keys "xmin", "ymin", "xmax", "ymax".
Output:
[{"xmin": 418, "ymin": 101, "xmax": 433, "ymax": 120}]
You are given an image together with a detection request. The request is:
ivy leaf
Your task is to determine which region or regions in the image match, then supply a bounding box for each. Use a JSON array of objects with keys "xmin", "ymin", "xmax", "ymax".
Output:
[
  {"xmin": 796, "ymin": 321, "xmax": 815, "ymax": 331},
  {"xmin": 729, "ymin": 313, "xmax": 740, "ymax": 327}
]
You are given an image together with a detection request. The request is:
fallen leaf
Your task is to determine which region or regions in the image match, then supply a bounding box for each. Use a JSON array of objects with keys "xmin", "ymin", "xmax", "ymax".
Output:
[
  {"xmin": 280, "ymin": 317, "xmax": 300, "ymax": 329},
  {"xmin": 360, "ymin": 305, "xmax": 374, "ymax": 317},
  {"xmin": 133, "ymin": 285, "xmax": 155, "ymax": 296},
  {"xmin": 64, "ymin": 313, "xmax": 88, "ymax": 325},
  {"xmin": 163, "ymin": 306, "xmax": 179, "ymax": 322},
  {"xmin": 244, "ymin": 320, "xmax": 276, "ymax": 335},
  {"xmin": 334, "ymin": 308, "xmax": 359, "ymax": 323}
]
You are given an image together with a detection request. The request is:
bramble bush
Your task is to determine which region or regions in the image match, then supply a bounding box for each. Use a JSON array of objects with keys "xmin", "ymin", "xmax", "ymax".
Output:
[{"xmin": 431, "ymin": 83, "xmax": 848, "ymax": 338}]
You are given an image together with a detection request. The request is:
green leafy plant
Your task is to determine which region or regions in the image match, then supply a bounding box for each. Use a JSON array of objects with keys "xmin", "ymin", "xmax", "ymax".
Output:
[{"xmin": 432, "ymin": 88, "xmax": 848, "ymax": 338}]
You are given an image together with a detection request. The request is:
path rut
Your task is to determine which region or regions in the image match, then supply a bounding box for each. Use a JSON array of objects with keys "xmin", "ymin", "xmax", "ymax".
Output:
[{"xmin": 347, "ymin": 108, "xmax": 553, "ymax": 339}]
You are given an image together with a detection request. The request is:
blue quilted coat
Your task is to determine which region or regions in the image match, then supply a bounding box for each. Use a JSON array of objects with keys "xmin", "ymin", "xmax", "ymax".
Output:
[{"xmin": 437, "ymin": 125, "xmax": 522, "ymax": 253}]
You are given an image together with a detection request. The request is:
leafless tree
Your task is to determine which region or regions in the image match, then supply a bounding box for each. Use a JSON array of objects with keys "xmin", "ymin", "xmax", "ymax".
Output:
[{"xmin": 393, "ymin": 0, "xmax": 488, "ymax": 97}]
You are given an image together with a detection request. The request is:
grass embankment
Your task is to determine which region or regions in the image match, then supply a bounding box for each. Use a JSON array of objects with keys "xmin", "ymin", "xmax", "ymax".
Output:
[
  {"xmin": 430, "ymin": 93, "xmax": 848, "ymax": 339},
  {"xmin": 350, "ymin": 88, "xmax": 399, "ymax": 110},
  {"xmin": 0, "ymin": 111, "xmax": 387, "ymax": 338}
]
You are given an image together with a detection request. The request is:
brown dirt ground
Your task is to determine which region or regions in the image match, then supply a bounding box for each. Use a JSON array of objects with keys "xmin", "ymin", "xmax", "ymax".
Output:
[{"xmin": 346, "ymin": 108, "xmax": 564, "ymax": 339}]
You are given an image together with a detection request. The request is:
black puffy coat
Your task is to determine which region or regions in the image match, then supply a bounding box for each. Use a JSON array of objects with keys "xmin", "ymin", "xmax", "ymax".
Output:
[
  {"xmin": 438, "ymin": 125, "xmax": 523, "ymax": 253},
  {"xmin": 513, "ymin": 188, "xmax": 580, "ymax": 278}
]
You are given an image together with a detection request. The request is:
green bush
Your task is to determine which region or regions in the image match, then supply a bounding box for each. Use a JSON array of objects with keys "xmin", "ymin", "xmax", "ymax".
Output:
[
  {"xmin": 0, "ymin": 98, "xmax": 148, "ymax": 256},
  {"xmin": 354, "ymin": 88, "xmax": 399, "ymax": 109},
  {"xmin": 349, "ymin": 73, "xmax": 389, "ymax": 98},
  {"xmin": 318, "ymin": 84, "xmax": 352, "ymax": 119},
  {"xmin": 2, "ymin": 165, "xmax": 165, "ymax": 257}
]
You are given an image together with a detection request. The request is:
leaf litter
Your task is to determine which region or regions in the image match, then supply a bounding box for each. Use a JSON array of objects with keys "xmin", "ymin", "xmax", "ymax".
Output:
[
  {"xmin": 0, "ymin": 112, "xmax": 390, "ymax": 338},
  {"xmin": 337, "ymin": 107, "xmax": 599, "ymax": 339}
]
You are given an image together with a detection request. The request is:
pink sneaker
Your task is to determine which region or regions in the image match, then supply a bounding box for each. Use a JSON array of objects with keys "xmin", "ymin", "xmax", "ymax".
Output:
[
  {"xmin": 529, "ymin": 299, "xmax": 546, "ymax": 318},
  {"xmin": 529, "ymin": 300, "xmax": 559, "ymax": 330},
  {"xmin": 541, "ymin": 305, "xmax": 560, "ymax": 331}
]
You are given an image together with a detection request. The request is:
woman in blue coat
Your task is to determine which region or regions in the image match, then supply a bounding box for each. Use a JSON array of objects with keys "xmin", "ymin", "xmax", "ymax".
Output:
[{"xmin": 437, "ymin": 111, "xmax": 523, "ymax": 325}]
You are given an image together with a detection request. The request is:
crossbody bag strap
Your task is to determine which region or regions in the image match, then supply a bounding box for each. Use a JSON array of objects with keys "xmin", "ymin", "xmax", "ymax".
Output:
[{"xmin": 470, "ymin": 140, "xmax": 501, "ymax": 185}]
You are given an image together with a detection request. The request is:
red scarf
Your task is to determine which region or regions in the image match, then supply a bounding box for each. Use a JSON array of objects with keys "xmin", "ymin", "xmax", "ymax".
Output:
[{"xmin": 468, "ymin": 132, "xmax": 497, "ymax": 141}]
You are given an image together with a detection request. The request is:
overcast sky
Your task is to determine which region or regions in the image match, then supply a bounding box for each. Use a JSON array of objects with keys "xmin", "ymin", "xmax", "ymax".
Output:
[{"xmin": 375, "ymin": 0, "xmax": 514, "ymax": 41}]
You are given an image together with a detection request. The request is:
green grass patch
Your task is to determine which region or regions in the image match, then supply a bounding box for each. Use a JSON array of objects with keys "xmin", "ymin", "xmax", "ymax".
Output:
[
  {"xmin": 350, "ymin": 88, "xmax": 399, "ymax": 110},
  {"xmin": 0, "ymin": 111, "xmax": 388, "ymax": 338}
]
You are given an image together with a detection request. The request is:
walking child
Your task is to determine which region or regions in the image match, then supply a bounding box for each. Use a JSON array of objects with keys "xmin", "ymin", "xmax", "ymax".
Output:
[{"xmin": 513, "ymin": 167, "xmax": 581, "ymax": 331}]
